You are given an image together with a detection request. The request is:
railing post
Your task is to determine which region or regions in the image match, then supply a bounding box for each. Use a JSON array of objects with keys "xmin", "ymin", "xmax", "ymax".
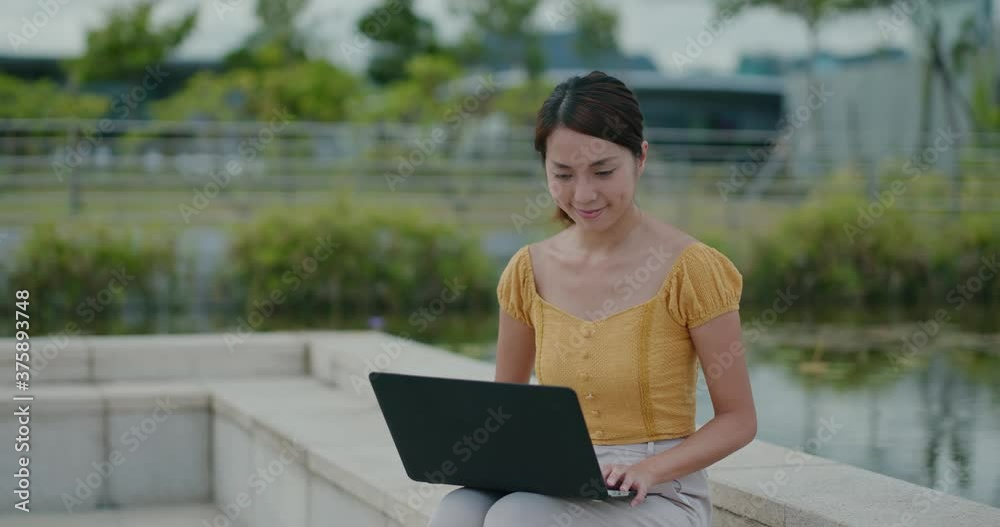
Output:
[{"xmin": 68, "ymin": 124, "xmax": 82, "ymax": 216}]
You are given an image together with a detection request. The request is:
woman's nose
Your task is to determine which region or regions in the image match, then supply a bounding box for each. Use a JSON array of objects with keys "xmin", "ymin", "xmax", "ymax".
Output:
[{"xmin": 573, "ymin": 182, "xmax": 598, "ymax": 203}]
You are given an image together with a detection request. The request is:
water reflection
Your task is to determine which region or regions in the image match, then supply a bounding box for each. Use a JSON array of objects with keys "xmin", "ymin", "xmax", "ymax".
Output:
[{"xmin": 723, "ymin": 346, "xmax": 1000, "ymax": 507}]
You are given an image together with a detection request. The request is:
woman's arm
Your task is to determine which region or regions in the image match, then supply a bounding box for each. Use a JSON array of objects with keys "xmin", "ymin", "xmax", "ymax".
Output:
[
  {"xmin": 639, "ymin": 310, "xmax": 757, "ymax": 482},
  {"xmin": 494, "ymin": 310, "xmax": 536, "ymax": 384}
]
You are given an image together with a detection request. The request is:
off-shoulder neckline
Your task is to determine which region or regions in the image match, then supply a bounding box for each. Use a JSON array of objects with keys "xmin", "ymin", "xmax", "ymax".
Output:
[{"xmin": 521, "ymin": 241, "xmax": 705, "ymax": 325}]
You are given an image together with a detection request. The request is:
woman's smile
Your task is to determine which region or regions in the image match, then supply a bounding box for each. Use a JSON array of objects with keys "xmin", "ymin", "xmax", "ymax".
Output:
[{"xmin": 576, "ymin": 207, "xmax": 605, "ymax": 219}]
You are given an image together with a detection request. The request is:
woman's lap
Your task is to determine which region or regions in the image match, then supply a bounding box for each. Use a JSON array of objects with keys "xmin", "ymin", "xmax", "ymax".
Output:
[
  {"xmin": 427, "ymin": 438, "xmax": 710, "ymax": 527},
  {"xmin": 429, "ymin": 486, "xmax": 699, "ymax": 527}
]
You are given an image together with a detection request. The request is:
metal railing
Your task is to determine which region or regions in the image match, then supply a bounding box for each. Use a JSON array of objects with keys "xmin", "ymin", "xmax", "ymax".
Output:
[{"xmin": 0, "ymin": 118, "xmax": 996, "ymax": 231}]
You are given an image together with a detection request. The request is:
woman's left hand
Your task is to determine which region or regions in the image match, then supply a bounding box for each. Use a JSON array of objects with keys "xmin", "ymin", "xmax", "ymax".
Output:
[{"xmin": 601, "ymin": 461, "xmax": 659, "ymax": 507}]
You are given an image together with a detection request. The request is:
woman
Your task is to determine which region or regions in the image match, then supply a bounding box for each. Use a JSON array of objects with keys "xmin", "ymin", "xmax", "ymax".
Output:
[{"xmin": 428, "ymin": 71, "xmax": 757, "ymax": 527}]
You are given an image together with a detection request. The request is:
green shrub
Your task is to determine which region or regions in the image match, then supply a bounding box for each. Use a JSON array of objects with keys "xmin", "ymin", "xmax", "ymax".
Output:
[
  {"xmin": 935, "ymin": 214, "xmax": 1000, "ymax": 305},
  {"xmin": 2, "ymin": 223, "xmax": 181, "ymax": 334},
  {"xmin": 220, "ymin": 198, "xmax": 496, "ymax": 324},
  {"xmin": 745, "ymin": 192, "xmax": 933, "ymax": 305}
]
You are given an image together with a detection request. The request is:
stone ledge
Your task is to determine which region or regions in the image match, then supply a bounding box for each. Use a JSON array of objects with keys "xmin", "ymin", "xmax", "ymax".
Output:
[
  {"xmin": 709, "ymin": 462, "xmax": 1000, "ymax": 527},
  {"xmin": 0, "ymin": 384, "xmax": 102, "ymax": 414},
  {"xmin": 0, "ymin": 335, "xmax": 91, "ymax": 383},
  {"xmin": 101, "ymin": 381, "xmax": 212, "ymax": 412},
  {"xmin": 91, "ymin": 332, "xmax": 308, "ymax": 381}
]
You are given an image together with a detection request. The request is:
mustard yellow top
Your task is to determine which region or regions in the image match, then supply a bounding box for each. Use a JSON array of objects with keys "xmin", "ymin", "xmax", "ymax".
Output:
[{"xmin": 496, "ymin": 242, "xmax": 743, "ymax": 445}]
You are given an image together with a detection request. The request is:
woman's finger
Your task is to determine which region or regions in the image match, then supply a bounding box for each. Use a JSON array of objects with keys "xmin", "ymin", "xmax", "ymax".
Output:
[
  {"xmin": 619, "ymin": 473, "xmax": 633, "ymax": 494},
  {"xmin": 605, "ymin": 465, "xmax": 620, "ymax": 487},
  {"xmin": 630, "ymin": 483, "xmax": 647, "ymax": 507}
]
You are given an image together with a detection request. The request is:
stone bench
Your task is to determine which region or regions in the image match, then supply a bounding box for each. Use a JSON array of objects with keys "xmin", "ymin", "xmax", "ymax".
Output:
[{"xmin": 0, "ymin": 331, "xmax": 308, "ymax": 384}]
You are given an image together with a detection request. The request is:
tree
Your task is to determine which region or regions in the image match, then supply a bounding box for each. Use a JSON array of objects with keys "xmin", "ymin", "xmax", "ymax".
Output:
[
  {"xmin": 65, "ymin": 1, "xmax": 196, "ymax": 84},
  {"xmin": 572, "ymin": 0, "xmax": 621, "ymax": 61},
  {"xmin": 352, "ymin": 54, "xmax": 464, "ymax": 124},
  {"xmin": 355, "ymin": 0, "xmax": 442, "ymax": 85},
  {"xmin": 448, "ymin": 0, "xmax": 546, "ymax": 79},
  {"xmin": 152, "ymin": 61, "xmax": 361, "ymax": 122},
  {"xmin": 224, "ymin": 0, "xmax": 311, "ymax": 70}
]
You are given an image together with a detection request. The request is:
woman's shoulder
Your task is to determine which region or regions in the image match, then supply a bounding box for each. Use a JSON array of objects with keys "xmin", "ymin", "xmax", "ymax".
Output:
[
  {"xmin": 642, "ymin": 218, "xmax": 702, "ymax": 261},
  {"xmin": 521, "ymin": 228, "xmax": 572, "ymax": 267}
]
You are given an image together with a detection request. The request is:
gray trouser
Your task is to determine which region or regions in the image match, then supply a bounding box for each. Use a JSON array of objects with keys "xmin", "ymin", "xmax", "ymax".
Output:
[{"xmin": 427, "ymin": 437, "xmax": 712, "ymax": 527}]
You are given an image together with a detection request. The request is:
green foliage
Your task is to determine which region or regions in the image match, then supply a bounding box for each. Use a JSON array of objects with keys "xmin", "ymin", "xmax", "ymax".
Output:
[
  {"xmin": 0, "ymin": 74, "xmax": 109, "ymax": 119},
  {"xmin": 2, "ymin": 223, "xmax": 182, "ymax": 335},
  {"xmin": 449, "ymin": 0, "xmax": 545, "ymax": 78},
  {"xmin": 223, "ymin": 0, "xmax": 310, "ymax": 70},
  {"xmin": 66, "ymin": 1, "xmax": 197, "ymax": 84},
  {"xmin": 745, "ymin": 168, "xmax": 1000, "ymax": 306},
  {"xmin": 746, "ymin": 193, "xmax": 930, "ymax": 305},
  {"xmin": 357, "ymin": 0, "xmax": 442, "ymax": 85},
  {"xmin": 351, "ymin": 54, "xmax": 464, "ymax": 124},
  {"xmin": 572, "ymin": 0, "xmax": 620, "ymax": 59},
  {"xmin": 935, "ymin": 215, "xmax": 1000, "ymax": 304},
  {"xmin": 152, "ymin": 62, "xmax": 361, "ymax": 121},
  {"xmin": 490, "ymin": 78, "xmax": 556, "ymax": 126},
  {"xmin": 220, "ymin": 199, "xmax": 496, "ymax": 320}
]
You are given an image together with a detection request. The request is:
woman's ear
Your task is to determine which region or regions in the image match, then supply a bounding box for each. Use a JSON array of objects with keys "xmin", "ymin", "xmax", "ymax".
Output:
[{"xmin": 637, "ymin": 140, "xmax": 649, "ymax": 176}]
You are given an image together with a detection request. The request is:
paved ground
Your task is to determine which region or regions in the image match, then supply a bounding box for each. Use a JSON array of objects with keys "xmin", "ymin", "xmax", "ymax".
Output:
[{"xmin": 0, "ymin": 504, "xmax": 223, "ymax": 526}]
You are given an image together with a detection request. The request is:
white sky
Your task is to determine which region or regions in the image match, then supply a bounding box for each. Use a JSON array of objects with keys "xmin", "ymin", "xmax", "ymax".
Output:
[{"xmin": 1, "ymin": 0, "xmax": 976, "ymax": 75}]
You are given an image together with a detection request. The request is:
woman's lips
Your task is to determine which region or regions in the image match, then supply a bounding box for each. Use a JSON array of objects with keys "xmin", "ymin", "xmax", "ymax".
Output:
[{"xmin": 576, "ymin": 207, "xmax": 605, "ymax": 219}]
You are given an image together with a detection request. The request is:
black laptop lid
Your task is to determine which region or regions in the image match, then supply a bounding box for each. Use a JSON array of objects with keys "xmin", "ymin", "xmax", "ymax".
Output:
[{"xmin": 369, "ymin": 371, "xmax": 609, "ymax": 499}]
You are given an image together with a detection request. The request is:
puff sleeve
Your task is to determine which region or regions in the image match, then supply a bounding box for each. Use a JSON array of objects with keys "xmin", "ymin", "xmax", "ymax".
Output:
[
  {"xmin": 667, "ymin": 243, "xmax": 743, "ymax": 328},
  {"xmin": 496, "ymin": 246, "xmax": 535, "ymax": 327}
]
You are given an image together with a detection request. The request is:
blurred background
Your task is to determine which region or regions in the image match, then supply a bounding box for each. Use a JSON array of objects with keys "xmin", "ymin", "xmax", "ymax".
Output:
[{"xmin": 0, "ymin": 0, "xmax": 998, "ymax": 511}]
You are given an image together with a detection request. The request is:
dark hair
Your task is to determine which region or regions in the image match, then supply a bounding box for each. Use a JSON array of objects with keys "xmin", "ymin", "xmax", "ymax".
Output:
[{"xmin": 534, "ymin": 70, "xmax": 645, "ymax": 226}]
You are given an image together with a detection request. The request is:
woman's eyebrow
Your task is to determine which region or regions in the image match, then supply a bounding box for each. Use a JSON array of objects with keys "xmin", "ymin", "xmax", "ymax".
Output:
[{"xmin": 550, "ymin": 156, "xmax": 618, "ymax": 169}]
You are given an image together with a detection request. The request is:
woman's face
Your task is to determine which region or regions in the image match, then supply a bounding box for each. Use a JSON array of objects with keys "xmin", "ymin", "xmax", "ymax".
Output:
[{"xmin": 545, "ymin": 126, "xmax": 647, "ymax": 229}]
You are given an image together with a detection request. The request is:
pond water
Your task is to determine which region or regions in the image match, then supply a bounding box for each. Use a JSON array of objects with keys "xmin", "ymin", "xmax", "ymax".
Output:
[{"xmin": 699, "ymin": 347, "xmax": 1000, "ymax": 509}]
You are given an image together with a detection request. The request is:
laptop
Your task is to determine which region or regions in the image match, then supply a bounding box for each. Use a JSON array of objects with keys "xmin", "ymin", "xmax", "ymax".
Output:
[{"xmin": 368, "ymin": 371, "xmax": 637, "ymax": 500}]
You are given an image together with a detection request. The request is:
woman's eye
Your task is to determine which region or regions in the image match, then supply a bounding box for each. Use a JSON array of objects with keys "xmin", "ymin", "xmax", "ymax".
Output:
[
  {"xmin": 554, "ymin": 173, "xmax": 572, "ymax": 180},
  {"xmin": 596, "ymin": 170, "xmax": 614, "ymax": 177}
]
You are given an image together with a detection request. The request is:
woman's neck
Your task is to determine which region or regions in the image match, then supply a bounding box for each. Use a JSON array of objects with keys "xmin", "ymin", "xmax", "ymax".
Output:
[{"xmin": 571, "ymin": 204, "xmax": 645, "ymax": 256}]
